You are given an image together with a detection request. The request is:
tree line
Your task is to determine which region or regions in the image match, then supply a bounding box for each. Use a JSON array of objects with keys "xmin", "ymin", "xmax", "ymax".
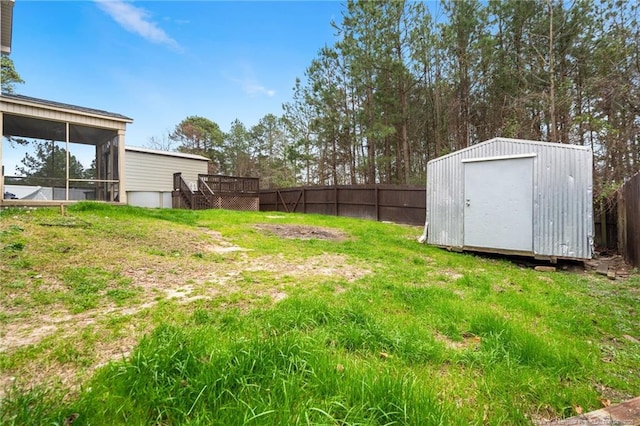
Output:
[
  {"xmin": 146, "ymin": 0, "xmax": 640, "ymax": 196},
  {"xmin": 4, "ymin": 0, "xmax": 636, "ymax": 196}
]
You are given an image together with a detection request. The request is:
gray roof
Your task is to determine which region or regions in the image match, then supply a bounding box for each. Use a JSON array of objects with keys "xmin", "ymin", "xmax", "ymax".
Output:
[{"xmin": 1, "ymin": 92, "xmax": 133, "ymax": 122}]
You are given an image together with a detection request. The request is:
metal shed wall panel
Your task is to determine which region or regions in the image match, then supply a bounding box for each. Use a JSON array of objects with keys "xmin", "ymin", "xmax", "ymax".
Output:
[
  {"xmin": 426, "ymin": 138, "xmax": 593, "ymax": 260},
  {"xmin": 125, "ymin": 149, "xmax": 208, "ymax": 192}
]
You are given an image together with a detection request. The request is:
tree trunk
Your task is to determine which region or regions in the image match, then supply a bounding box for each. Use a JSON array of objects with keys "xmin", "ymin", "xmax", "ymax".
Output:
[
  {"xmin": 367, "ymin": 87, "xmax": 376, "ymax": 184},
  {"xmin": 548, "ymin": 0, "xmax": 558, "ymax": 142},
  {"xmin": 399, "ymin": 80, "xmax": 411, "ymax": 183}
]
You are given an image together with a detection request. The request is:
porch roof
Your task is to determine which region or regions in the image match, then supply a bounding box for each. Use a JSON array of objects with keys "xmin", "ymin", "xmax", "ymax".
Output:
[{"xmin": 1, "ymin": 92, "xmax": 133, "ymax": 145}]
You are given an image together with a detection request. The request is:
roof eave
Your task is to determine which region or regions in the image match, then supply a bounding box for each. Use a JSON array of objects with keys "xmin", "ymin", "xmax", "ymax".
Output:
[
  {"xmin": 125, "ymin": 145, "xmax": 211, "ymax": 162},
  {"xmin": 1, "ymin": 0, "xmax": 14, "ymax": 55},
  {"xmin": 0, "ymin": 93, "xmax": 134, "ymax": 123}
]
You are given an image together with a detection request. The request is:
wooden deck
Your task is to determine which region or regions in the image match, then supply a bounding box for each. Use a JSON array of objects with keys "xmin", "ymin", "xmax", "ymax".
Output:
[{"xmin": 172, "ymin": 173, "xmax": 259, "ymax": 211}]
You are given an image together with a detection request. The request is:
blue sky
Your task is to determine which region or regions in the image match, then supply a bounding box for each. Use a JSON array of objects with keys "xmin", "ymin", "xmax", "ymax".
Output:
[{"xmin": 9, "ymin": 0, "xmax": 344, "ymax": 149}]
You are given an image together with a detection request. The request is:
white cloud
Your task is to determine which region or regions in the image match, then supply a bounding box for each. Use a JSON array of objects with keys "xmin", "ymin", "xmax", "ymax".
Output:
[
  {"xmin": 95, "ymin": 0, "xmax": 179, "ymax": 50},
  {"xmin": 243, "ymin": 80, "xmax": 276, "ymax": 97},
  {"xmin": 222, "ymin": 62, "xmax": 277, "ymax": 98}
]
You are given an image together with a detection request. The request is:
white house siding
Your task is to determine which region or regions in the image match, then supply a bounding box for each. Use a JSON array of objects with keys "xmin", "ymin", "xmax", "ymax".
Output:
[{"xmin": 124, "ymin": 146, "xmax": 209, "ymax": 208}]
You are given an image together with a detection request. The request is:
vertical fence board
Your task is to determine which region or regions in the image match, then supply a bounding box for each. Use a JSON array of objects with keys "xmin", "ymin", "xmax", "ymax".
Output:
[
  {"xmin": 260, "ymin": 185, "xmax": 426, "ymax": 226},
  {"xmin": 618, "ymin": 173, "xmax": 640, "ymax": 267}
]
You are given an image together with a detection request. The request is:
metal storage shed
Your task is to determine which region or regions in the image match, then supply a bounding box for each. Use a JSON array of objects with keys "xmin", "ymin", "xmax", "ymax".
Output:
[{"xmin": 424, "ymin": 138, "xmax": 593, "ymax": 261}]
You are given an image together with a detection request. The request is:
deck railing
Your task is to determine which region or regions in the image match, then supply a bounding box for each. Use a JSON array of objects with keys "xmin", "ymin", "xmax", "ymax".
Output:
[
  {"xmin": 173, "ymin": 172, "xmax": 196, "ymax": 209},
  {"xmin": 198, "ymin": 176, "xmax": 216, "ymax": 207},
  {"xmin": 173, "ymin": 173, "xmax": 259, "ymax": 210},
  {"xmin": 198, "ymin": 174, "xmax": 259, "ymax": 194}
]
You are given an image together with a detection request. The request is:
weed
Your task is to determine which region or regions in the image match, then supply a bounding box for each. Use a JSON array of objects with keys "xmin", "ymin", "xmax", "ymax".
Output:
[{"xmin": 3, "ymin": 241, "xmax": 24, "ymax": 251}]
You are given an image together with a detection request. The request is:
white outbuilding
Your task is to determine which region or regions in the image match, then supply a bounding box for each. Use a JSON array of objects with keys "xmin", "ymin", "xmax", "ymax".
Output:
[
  {"xmin": 423, "ymin": 138, "xmax": 593, "ymax": 261},
  {"xmin": 124, "ymin": 146, "xmax": 209, "ymax": 208}
]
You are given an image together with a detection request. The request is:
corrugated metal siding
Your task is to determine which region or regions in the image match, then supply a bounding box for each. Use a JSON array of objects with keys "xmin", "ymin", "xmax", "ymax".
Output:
[
  {"xmin": 427, "ymin": 151, "xmax": 464, "ymax": 247},
  {"xmin": 125, "ymin": 150, "xmax": 208, "ymax": 192},
  {"xmin": 426, "ymin": 138, "xmax": 593, "ymax": 259}
]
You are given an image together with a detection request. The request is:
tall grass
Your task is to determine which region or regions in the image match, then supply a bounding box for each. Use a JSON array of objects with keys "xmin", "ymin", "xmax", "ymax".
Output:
[
  {"xmin": 1, "ymin": 203, "xmax": 638, "ymax": 425},
  {"xmin": 2, "ymin": 300, "xmax": 455, "ymax": 425}
]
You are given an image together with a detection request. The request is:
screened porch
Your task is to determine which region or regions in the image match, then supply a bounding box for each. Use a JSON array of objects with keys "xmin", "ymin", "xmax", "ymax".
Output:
[{"xmin": 1, "ymin": 93, "xmax": 132, "ymax": 205}]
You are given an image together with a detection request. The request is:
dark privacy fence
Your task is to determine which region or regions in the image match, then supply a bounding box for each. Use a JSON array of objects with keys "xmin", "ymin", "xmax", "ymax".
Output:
[
  {"xmin": 618, "ymin": 172, "xmax": 640, "ymax": 267},
  {"xmin": 261, "ymin": 179, "xmax": 639, "ymax": 264},
  {"xmin": 259, "ymin": 185, "xmax": 426, "ymax": 226}
]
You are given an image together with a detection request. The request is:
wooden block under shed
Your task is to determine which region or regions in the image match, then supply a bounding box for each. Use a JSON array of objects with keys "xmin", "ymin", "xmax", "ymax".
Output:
[{"xmin": 596, "ymin": 260, "xmax": 610, "ymax": 276}]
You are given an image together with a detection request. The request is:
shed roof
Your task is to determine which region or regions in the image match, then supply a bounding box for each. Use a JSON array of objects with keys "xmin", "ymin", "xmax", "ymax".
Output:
[
  {"xmin": 429, "ymin": 137, "xmax": 591, "ymax": 164},
  {"xmin": 125, "ymin": 145, "xmax": 210, "ymax": 162}
]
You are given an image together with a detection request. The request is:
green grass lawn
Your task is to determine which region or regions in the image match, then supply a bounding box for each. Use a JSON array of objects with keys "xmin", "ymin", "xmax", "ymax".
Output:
[{"xmin": 0, "ymin": 203, "xmax": 638, "ymax": 425}]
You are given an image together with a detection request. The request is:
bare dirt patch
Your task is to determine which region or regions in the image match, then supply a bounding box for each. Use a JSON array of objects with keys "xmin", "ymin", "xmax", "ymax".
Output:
[
  {"xmin": 2, "ymin": 251, "xmax": 367, "ymax": 355},
  {"xmin": 255, "ymin": 224, "xmax": 348, "ymax": 241},
  {"xmin": 0, "ymin": 220, "xmax": 370, "ymax": 399},
  {"xmin": 435, "ymin": 332, "xmax": 481, "ymax": 351},
  {"xmin": 433, "ymin": 269, "xmax": 464, "ymax": 281},
  {"xmin": 246, "ymin": 253, "xmax": 369, "ymax": 282}
]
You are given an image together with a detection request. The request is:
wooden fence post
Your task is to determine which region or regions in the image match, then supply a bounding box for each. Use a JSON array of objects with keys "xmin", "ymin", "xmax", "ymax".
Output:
[
  {"xmin": 375, "ymin": 186, "xmax": 380, "ymax": 222},
  {"xmin": 303, "ymin": 188, "xmax": 306, "ymax": 214},
  {"xmin": 600, "ymin": 199, "xmax": 608, "ymax": 249}
]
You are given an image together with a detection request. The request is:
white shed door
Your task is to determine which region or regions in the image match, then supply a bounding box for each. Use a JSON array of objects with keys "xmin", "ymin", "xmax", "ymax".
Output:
[{"xmin": 463, "ymin": 157, "xmax": 534, "ymax": 252}]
